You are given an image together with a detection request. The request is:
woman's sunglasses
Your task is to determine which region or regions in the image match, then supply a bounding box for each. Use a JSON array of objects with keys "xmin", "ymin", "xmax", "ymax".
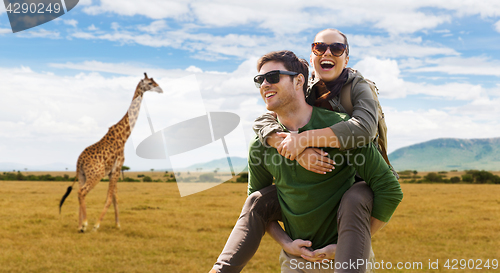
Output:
[
  {"xmin": 311, "ymin": 42, "xmax": 348, "ymax": 57},
  {"xmin": 254, "ymin": 70, "xmax": 299, "ymax": 88}
]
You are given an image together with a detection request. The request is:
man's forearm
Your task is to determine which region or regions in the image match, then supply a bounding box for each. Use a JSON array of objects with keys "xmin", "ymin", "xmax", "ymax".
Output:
[
  {"xmin": 370, "ymin": 217, "xmax": 387, "ymax": 236},
  {"xmin": 267, "ymin": 221, "xmax": 315, "ymax": 258},
  {"xmin": 266, "ymin": 221, "xmax": 292, "ymax": 247},
  {"xmin": 302, "ymin": 128, "xmax": 340, "ymax": 148}
]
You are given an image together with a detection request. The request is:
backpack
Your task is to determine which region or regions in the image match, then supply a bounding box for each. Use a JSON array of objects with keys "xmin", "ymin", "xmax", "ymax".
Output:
[{"xmin": 338, "ymin": 78, "xmax": 392, "ymax": 168}]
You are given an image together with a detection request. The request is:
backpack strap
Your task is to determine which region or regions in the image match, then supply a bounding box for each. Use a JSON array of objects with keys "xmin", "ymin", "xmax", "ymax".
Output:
[{"xmin": 339, "ymin": 82, "xmax": 353, "ymax": 116}]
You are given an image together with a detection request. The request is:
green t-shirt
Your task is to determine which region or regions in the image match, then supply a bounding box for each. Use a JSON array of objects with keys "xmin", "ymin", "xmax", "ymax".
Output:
[{"xmin": 248, "ymin": 107, "xmax": 403, "ymax": 249}]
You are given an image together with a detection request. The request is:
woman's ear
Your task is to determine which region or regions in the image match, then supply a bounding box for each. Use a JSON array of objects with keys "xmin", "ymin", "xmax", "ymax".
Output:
[{"xmin": 344, "ymin": 55, "xmax": 350, "ymax": 68}]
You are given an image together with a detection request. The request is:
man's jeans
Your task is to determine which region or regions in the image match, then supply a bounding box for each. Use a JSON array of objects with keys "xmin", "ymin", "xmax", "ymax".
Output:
[{"xmin": 213, "ymin": 182, "xmax": 374, "ymax": 273}]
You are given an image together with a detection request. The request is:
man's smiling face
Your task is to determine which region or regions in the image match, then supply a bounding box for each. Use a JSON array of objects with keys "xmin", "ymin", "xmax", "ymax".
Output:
[{"xmin": 258, "ymin": 61, "xmax": 298, "ymax": 112}]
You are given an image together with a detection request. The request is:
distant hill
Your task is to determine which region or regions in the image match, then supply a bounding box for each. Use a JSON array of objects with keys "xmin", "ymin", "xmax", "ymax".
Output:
[
  {"xmin": 388, "ymin": 137, "xmax": 500, "ymax": 171},
  {"xmin": 0, "ymin": 162, "xmax": 74, "ymax": 172},
  {"xmin": 183, "ymin": 157, "xmax": 248, "ymax": 172}
]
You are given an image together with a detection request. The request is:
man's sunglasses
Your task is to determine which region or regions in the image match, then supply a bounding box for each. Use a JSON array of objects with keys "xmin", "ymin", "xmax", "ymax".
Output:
[
  {"xmin": 253, "ymin": 70, "xmax": 299, "ymax": 88},
  {"xmin": 311, "ymin": 42, "xmax": 348, "ymax": 57}
]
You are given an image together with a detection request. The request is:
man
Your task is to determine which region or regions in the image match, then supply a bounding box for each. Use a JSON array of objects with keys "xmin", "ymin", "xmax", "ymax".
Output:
[{"xmin": 211, "ymin": 50, "xmax": 402, "ymax": 273}]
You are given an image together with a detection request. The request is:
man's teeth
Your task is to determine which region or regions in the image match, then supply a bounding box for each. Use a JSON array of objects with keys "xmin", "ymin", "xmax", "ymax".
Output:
[{"xmin": 266, "ymin": 92, "xmax": 276, "ymax": 98}]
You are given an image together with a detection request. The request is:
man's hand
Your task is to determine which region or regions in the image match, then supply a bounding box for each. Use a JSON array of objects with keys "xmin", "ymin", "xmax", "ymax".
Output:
[
  {"xmin": 283, "ymin": 239, "xmax": 315, "ymax": 258},
  {"xmin": 296, "ymin": 148, "xmax": 335, "ymax": 174},
  {"xmin": 302, "ymin": 244, "xmax": 337, "ymax": 262},
  {"xmin": 276, "ymin": 132, "xmax": 307, "ymax": 161}
]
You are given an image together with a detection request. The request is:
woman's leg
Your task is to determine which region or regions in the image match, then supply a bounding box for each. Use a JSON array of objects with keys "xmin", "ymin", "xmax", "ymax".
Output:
[
  {"xmin": 212, "ymin": 185, "xmax": 282, "ymax": 273},
  {"xmin": 335, "ymin": 182, "xmax": 374, "ymax": 273}
]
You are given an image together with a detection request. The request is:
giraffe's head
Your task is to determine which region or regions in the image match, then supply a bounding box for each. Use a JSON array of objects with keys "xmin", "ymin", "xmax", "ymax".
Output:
[{"xmin": 139, "ymin": 73, "xmax": 163, "ymax": 94}]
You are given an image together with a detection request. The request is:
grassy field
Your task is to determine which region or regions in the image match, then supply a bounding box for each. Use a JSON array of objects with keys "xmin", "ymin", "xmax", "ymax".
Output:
[{"xmin": 0, "ymin": 177, "xmax": 499, "ymax": 272}]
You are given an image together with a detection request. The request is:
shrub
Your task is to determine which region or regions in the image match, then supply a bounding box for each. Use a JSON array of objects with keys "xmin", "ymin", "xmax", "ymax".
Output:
[
  {"xmin": 123, "ymin": 177, "xmax": 140, "ymax": 182},
  {"xmin": 398, "ymin": 170, "xmax": 413, "ymax": 176},
  {"xmin": 166, "ymin": 177, "xmax": 176, "ymax": 183},
  {"xmin": 463, "ymin": 170, "xmax": 500, "ymax": 184},
  {"xmin": 142, "ymin": 176, "xmax": 153, "ymax": 182},
  {"xmin": 236, "ymin": 173, "xmax": 248, "ymax": 183},
  {"xmin": 450, "ymin": 176, "xmax": 460, "ymax": 183},
  {"xmin": 462, "ymin": 174, "xmax": 473, "ymax": 183},
  {"xmin": 423, "ymin": 172, "xmax": 443, "ymax": 183},
  {"xmin": 199, "ymin": 173, "xmax": 220, "ymax": 182}
]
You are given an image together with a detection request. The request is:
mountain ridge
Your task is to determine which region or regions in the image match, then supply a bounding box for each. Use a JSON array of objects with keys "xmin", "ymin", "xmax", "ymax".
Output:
[{"xmin": 388, "ymin": 137, "xmax": 500, "ymax": 171}]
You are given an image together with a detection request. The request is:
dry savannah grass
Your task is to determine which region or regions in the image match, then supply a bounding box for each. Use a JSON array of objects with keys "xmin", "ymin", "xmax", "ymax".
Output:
[{"xmin": 0, "ymin": 174, "xmax": 499, "ymax": 273}]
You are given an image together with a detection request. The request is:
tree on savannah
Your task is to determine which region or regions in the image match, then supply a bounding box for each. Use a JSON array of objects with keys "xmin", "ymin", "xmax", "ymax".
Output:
[{"xmin": 121, "ymin": 165, "xmax": 130, "ymax": 180}]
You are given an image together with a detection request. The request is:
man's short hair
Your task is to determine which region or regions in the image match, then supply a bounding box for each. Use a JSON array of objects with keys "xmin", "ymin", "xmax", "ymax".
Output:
[{"xmin": 256, "ymin": 50, "xmax": 309, "ymax": 95}]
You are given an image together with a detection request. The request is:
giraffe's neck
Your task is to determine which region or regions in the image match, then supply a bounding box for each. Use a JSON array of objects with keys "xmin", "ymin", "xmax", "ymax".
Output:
[{"xmin": 114, "ymin": 85, "xmax": 144, "ymax": 142}]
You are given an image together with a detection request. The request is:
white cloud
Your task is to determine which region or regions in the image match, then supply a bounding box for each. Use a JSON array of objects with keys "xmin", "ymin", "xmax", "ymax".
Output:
[
  {"xmin": 352, "ymin": 56, "xmax": 500, "ymax": 101},
  {"xmin": 78, "ymin": 0, "xmax": 93, "ymax": 5},
  {"xmin": 83, "ymin": 0, "xmax": 190, "ymax": 20},
  {"xmin": 70, "ymin": 27, "xmax": 293, "ymax": 61},
  {"xmin": 373, "ymin": 11, "xmax": 451, "ymax": 35},
  {"xmin": 442, "ymin": 0, "xmax": 500, "ymax": 18},
  {"xmin": 450, "ymin": 96, "xmax": 500, "ymax": 121},
  {"xmin": 496, "ymin": 20, "xmax": 500, "ymax": 33},
  {"xmin": 409, "ymin": 56, "xmax": 500, "ymax": 76},
  {"xmin": 0, "ymin": 66, "xmax": 159, "ymax": 166},
  {"xmin": 69, "ymin": 24, "xmax": 460, "ymax": 62},
  {"xmin": 406, "ymin": 82, "xmax": 485, "ymax": 101},
  {"xmin": 349, "ymin": 34, "xmax": 458, "ymax": 59},
  {"xmin": 185, "ymin": 66, "xmax": 203, "ymax": 73},
  {"xmin": 0, "ymin": 28, "xmax": 11, "ymax": 34},
  {"xmin": 17, "ymin": 28, "xmax": 60, "ymax": 39},
  {"xmin": 137, "ymin": 20, "xmax": 168, "ymax": 34},
  {"xmin": 353, "ymin": 57, "xmax": 407, "ymax": 98},
  {"xmin": 77, "ymin": 1, "xmax": 500, "ymax": 35},
  {"xmin": 49, "ymin": 60, "xmax": 180, "ymax": 77},
  {"xmin": 63, "ymin": 19, "xmax": 78, "ymax": 27},
  {"xmin": 0, "ymin": 59, "xmax": 265, "ymax": 169},
  {"xmin": 111, "ymin": 22, "xmax": 120, "ymax": 31},
  {"xmin": 386, "ymin": 106, "xmax": 500, "ymax": 153}
]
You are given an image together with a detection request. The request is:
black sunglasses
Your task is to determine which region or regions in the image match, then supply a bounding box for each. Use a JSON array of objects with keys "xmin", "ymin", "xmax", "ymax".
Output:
[
  {"xmin": 311, "ymin": 42, "xmax": 348, "ymax": 57},
  {"xmin": 254, "ymin": 70, "xmax": 299, "ymax": 88}
]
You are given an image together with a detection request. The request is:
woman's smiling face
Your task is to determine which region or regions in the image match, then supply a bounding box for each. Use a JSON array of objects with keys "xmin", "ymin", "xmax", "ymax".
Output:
[{"xmin": 310, "ymin": 30, "xmax": 350, "ymax": 82}]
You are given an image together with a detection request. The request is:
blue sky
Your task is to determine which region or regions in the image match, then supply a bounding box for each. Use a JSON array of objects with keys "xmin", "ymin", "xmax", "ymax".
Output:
[{"xmin": 1, "ymin": 0, "xmax": 500, "ymax": 171}]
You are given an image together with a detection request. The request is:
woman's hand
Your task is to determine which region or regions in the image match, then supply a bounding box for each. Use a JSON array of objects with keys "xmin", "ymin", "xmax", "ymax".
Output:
[
  {"xmin": 276, "ymin": 132, "xmax": 307, "ymax": 160},
  {"xmin": 296, "ymin": 148, "xmax": 335, "ymax": 174},
  {"xmin": 301, "ymin": 244, "xmax": 337, "ymax": 262},
  {"xmin": 283, "ymin": 239, "xmax": 315, "ymax": 258}
]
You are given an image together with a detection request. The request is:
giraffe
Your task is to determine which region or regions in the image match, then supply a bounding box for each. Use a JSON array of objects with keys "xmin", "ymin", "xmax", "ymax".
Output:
[{"xmin": 59, "ymin": 73, "xmax": 162, "ymax": 232}]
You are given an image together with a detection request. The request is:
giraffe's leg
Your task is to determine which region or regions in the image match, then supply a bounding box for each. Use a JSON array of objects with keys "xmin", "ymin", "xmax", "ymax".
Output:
[
  {"xmin": 113, "ymin": 186, "xmax": 120, "ymax": 229},
  {"xmin": 113, "ymin": 157, "xmax": 124, "ymax": 229},
  {"xmin": 77, "ymin": 174, "xmax": 101, "ymax": 233},
  {"xmin": 78, "ymin": 184, "xmax": 93, "ymax": 233},
  {"xmin": 77, "ymin": 171, "xmax": 86, "ymax": 232},
  {"xmin": 94, "ymin": 169, "xmax": 120, "ymax": 231}
]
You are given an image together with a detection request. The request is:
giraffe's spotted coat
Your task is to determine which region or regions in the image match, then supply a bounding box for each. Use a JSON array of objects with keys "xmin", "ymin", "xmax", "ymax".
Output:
[{"xmin": 74, "ymin": 74, "xmax": 162, "ymax": 232}]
